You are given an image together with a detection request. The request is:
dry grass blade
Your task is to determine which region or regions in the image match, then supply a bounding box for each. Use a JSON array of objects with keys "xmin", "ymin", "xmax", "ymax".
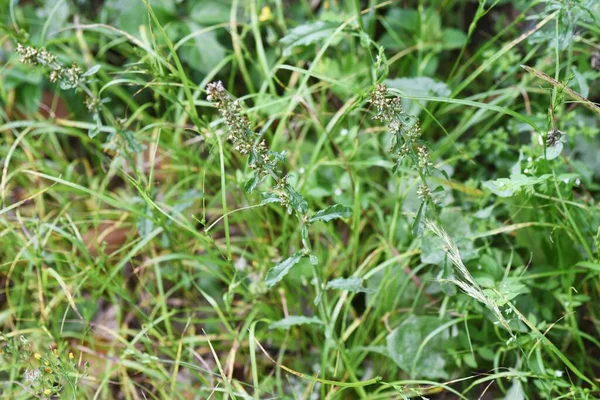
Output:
[{"xmin": 521, "ymin": 64, "xmax": 600, "ymax": 115}]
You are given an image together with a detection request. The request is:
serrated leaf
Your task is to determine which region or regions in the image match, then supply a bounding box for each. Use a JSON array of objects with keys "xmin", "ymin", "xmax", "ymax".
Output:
[
  {"xmin": 265, "ymin": 252, "xmax": 304, "ymax": 288},
  {"xmin": 286, "ymin": 185, "xmax": 308, "ymax": 215},
  {"xmin": 244, "ymin": 172, "xmax": 260, "ymax": 193},
  {"xmin": 122, "ymin": 129, "xmax": 143, "ymax": 153},
  {"xmin": 260, "ymin": 192, "xmax": 282, "ymax": 205},
  {"xmin": 325, "ymin": 277, "xmax": 374, "ymax": 293},
  {"xmin": 280, "ymin": 21, "xmax": 340, "ymax": 57},
  {"xmin": 269, "ymin": 315, "xmax": 323, "ymax": 330},
  {"xmin": 308, "ymin": 204, "xmax": 351, "ymax": 223}
]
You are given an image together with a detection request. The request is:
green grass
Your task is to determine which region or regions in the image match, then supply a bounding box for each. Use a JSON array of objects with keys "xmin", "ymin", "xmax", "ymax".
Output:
[{"xmin": 1, "ymin": 0, "xmax": 600, "ymax": 398}]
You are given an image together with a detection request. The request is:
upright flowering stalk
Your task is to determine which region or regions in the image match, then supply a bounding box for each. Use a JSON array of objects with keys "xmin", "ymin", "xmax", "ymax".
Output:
[
  {"xmin": 207, "ymin": 81, "xmax": 351, "ymax": 288},
  {"xmin": 14, "ymin": 43, "xmax": 139, "ymax": 151},
  {"xmin": 370, "ymin": 84, "xmax": 440, "ymax": 233},
  {"xmin": 16, "ymin": 43, "xmax": 84, "ymax": 89},
  {"xmin": 206, "ymin": 81, "xmax": 307, "ymax": 216}
]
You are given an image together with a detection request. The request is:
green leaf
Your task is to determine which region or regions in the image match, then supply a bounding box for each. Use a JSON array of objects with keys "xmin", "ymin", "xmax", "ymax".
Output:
[
  {"xmin": 121, "ymin": 129, "xmax": 143, "ymax": 153},
  {"xmin": 265, "ymin": 252, "xmax": 304, "ymax": 288},
  {"xmin": 325, "ymin": 277, "xmax": 374, "ymax": 293},
  {"xmin": 188, "ymin": 1, "xmax": 230, "ymax": 25},
  {"xmin": 572, "ymin": 66, "xmax": 589, "ymax": 98},
  {"xmin": 286, "ymin": 185, "xmax": 308, "ymax": 215},
  {"xmin": 308, "ymin": 204, "xmax": 351, "ymax": 223},
  {"xmin": 82, "ymin": 64, "xmax": 101, "ymax": 77},
  {"xmin": 244, "ymin": 172, "xmax": 260, "ymax": 193},
  {"xmin": 386, "ymin": 77, "xmax": 450, "ymax": 116},
  {"xmin": 503, "ymin": 380, "xmax": 525, "ymax": 400},
  {"xmin": 482, "ymin": 173, "xmax": 561, "ymax": 198},
  {"xmin": 180, "ymin": 21, "xmax": 227, "ymax": 74},
  {"xmin": 482, "ymin": 179, "xmax": 517, "ymax": 197},
  {"xmin": 544, "ymin": 142, "xmax": 563, "ymax": 160},
  {"xmin": 260, "ymin": 192, "xmax": 282, "ymax": 205},
  {"xmin": 269, "ymin": 315, "xmax": 323, "ymax": 330},
  {"xmin": 386, "ymin": 315, "xmax": 450, "ymax": 379},
  {"xmin": 441, "ymin": 28, "xmax": 467, "ymax": 49},
  {"xmin": 280, "ymin": 21, "xmax": 340, "ymax": 57},
  {"xmin": 412, "ymin": 201, "xmax": 426, "ymax": 237}
]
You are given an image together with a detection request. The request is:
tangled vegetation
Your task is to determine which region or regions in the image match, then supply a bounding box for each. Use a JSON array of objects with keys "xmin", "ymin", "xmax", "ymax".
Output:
[{"xmin": 1, "ymin": 0, "xmax": 600, "ymax": 398}]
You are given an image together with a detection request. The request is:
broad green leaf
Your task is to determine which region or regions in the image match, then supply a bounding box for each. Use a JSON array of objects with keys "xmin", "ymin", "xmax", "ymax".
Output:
[
  {"xmin": 496, "ymin": 277, "xmax": 530, "ymax": 305},
  {"xmin": 504, "ymin": 380, "xmax": 525, "ymax": 400},
  {"xmin": 286, "ymin": 185, "xmax": 308, "ymax": 215},
  {"xmin": 280, "ymin": 21, "xmax": 340, "ymax": 57},
  {"xmin": 386, "ymin": 77, "xmax": 450, "ymax": 116},
  {"xmin": 269, "ymin": 315, "xmax": 323, "ymax": 330},
  {"xmin": 384, "ymin": 8, "xmax": 419, "ymax": 33},
  {"xmin": 260, "ymin": 192, "xmax": 282, "ymax": 205},
  {"xmin": 265, "ymin": 253, "xmax": 304, "ymax": 288},
  {"xmin": 386, "ymin": 315, "xmax": 450, "ymax": 379},
  {"xmin": 38, "ymin": 0, "xmax": 70, "ymax": 39},
  {"xmin": 482, "ymin": 179, "xmax": 518, "ymax": 197},
  {"xmin": 82, "ymin": 64, "xmax": 101, "ymax": 77},
  {"xmin": 244, "ymin": 172, "xmax": 260, "ymax": 193},
  {"xmin": 325, "ymin": 277, "xmax": 374, "ymax": 293},
  {"xmin": 308, "ymin": 204, "xmax": 351, "ymax": 223},
  {"xmin": 482, "ymin": 173, "xmax": 574, "ymax": 198},
  {"xmin": 572, "ymin": 66, "xmax": 589, "ymax": 98},
  {"xmin": 180, "ymin": 21, "xmax": 227, "ymax": 74},
  {"xmin": 544, "ymin": 142, "xmax": 563, "ymax": 160},
  {"xmin": 421, "ymin": 208, "xmax": 476, "ymax": 266},
  {"xmin": 442, "ymin": 28, "xmax": 467, "ymax": 49},
  {"xmin": 189, "ymin": 1, "xmax": 230, "ymax": 25}
]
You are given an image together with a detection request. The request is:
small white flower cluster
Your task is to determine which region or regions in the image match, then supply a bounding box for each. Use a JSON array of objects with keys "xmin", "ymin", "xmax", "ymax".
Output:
[{"xmin": 16, "ymin": 43, "xmax": 84, "ymax": 89}]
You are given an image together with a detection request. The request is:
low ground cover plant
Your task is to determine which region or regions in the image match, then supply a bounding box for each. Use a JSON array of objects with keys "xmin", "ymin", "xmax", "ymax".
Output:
[{"xmin": 1, "ymin": 0, "xmax": 599, "ymax": 398}]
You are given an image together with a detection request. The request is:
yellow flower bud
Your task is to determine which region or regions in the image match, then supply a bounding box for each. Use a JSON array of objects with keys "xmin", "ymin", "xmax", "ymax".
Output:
[
  {"xmin": 259, "ymin": 6, "xmax": 272, "ymax": 22},
  {"xmin": 34, "ymin": 353, "xmax": 41, "ymax": 360}
]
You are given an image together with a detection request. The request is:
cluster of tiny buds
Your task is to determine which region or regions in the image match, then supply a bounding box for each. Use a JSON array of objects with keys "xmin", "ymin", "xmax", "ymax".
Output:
[
  {"xmin": 207, "ymin": 81, "xmax": 279, "ymax": 174},
  {"xmin": 85, "ymin": 96, "xmax": 101, "ymax": 113},
  {"xmin": 405, "ymin": 123, "xmax": 422, "ymax": 141},
  {"xmin": 417, "ymin": 146, "xmax": 433, "ymax": 171},
  {"xmin": 207, "ymin": 81, "xmax": 250, "ymax": 142},
  {"xmin": 16, "ymin": 43, "xmax": 84, "ymax": 89},
  {"xmin": 417, "ymin": 184, "xmax": 432, "ymax": 201},
  {"xmin": 370, "ymin": 84, "xmax": 432, "ymax": 177},
  {"xmin": 399, "ymin": 143, "xmax": 410, "ymax": 156},
  {"xmin": 369, "ymin": 84, "xmax": 402, "ymax": 123},
  {"xmin": 274, "ymin": 176, "xmax": 292, "ymax": 207},
  {"xmin": 16, "ymin": 43, "xmax": 56, "ymax": 65}
]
